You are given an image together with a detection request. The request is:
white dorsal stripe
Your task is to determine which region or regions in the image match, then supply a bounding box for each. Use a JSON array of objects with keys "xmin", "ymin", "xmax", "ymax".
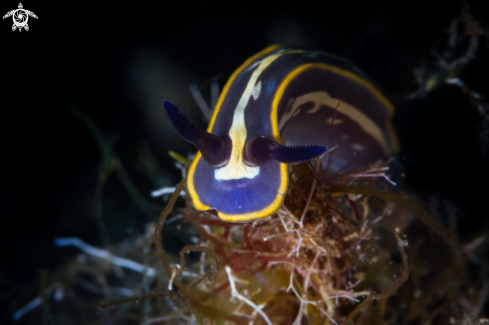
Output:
[
  {"xmin": 215, "ymin": 54, "xmax": 283, "ymax": 180},
  {"xmin": 251, "ymin": 81, "xmax": 261, "ymax": 100}
]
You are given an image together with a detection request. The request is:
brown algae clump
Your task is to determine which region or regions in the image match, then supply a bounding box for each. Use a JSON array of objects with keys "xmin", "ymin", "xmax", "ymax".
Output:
[{"xmin": 151, "ymin": 162, "xmax": 440, "ymax": 324}]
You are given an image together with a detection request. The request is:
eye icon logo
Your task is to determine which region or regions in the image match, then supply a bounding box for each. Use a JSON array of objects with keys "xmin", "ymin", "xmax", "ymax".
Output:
[{"xmin": 3, "ymin": 3, "xmax": 37, "ymax": 32}]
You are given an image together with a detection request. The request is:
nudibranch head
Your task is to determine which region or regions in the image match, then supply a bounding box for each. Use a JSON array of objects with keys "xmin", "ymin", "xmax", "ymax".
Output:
[{"xmin": 163, "ymin": 100, "xmax": 327, "ymax": 222}]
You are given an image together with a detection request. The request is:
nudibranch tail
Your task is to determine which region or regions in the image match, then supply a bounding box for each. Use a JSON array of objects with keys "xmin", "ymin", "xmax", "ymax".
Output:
[
  {"xmin": 248, "ymin": 137, "xmax": 328, "ymax": 164},
  {"xmin": 163, "ymin": 100, "xmax": 227, "ymax": 166}
]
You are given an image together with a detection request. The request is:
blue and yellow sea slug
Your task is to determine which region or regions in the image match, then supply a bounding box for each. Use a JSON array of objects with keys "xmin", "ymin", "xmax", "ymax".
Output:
[{"xmin": 164, "ymin": 45, "xmax": 398, "ymax": 222}]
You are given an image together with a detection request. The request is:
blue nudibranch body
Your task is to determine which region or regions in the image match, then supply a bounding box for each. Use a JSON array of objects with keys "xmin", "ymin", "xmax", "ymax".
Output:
[{"xmin": 164, "ymin": 45, "xmax": 398, "ymax": 222}]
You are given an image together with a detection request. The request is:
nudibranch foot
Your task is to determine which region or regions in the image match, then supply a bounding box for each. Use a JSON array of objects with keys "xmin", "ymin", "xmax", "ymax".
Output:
[{"xmin": 163, "ymin": 100, "xmax": 228, "ymax": 167}]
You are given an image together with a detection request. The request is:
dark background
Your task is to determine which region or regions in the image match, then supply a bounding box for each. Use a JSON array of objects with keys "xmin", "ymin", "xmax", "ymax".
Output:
[{"xmin": 1, "ymin": 0, "xmax": 488, "ymax": 322}]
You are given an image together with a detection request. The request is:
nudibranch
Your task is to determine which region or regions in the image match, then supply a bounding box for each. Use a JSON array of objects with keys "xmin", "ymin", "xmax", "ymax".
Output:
[{"xmin": 164, "ymin": 45, "xmax": 398, "ymax": 222}]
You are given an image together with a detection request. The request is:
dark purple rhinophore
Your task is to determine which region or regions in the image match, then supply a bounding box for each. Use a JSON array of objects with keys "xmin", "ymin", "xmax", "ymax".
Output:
[
  {"xmin": 164, "ymin": 100, "xmax": 328, "ymax": 168},
  {"xmin": 247, "ymin": 136, "xmax": 328, "ymax": 165},
  {"xmin": 163, "ymin": 100, "xmax": 227, "ymax": 167}
]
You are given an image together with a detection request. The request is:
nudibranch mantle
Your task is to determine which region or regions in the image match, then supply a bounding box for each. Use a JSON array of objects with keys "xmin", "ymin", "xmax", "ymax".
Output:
[{"xmin": 173, "ymin": 45, "xmax": 397, "ymax": 222}]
